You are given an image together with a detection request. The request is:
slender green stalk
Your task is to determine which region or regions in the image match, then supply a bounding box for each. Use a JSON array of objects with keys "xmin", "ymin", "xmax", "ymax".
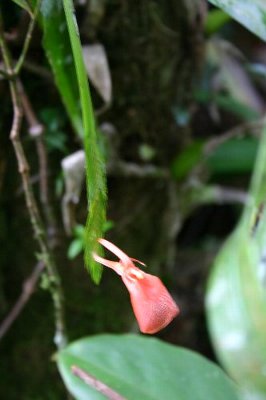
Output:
[{"xmin": 62, "ymin": 0, "xmax": 107, "ymax": 283}]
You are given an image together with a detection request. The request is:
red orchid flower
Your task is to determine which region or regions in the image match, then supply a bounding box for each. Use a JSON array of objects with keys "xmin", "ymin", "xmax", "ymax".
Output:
[{"xmin": 93, "ymin": 238, "xmax": 179, "ymax": 334}]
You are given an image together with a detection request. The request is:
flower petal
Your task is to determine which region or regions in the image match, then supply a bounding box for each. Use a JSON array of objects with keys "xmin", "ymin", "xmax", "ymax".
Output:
[
  {"xmin": 122, "ymin": 272, "xmax": 179, "ymax": 334},
  {"xmin": 93, "ymin": 238, "xmax": 180, "ymax": 334},
  {"xmin": 92, "ymin": 252, "xmax": 122, "ymax": 275}
]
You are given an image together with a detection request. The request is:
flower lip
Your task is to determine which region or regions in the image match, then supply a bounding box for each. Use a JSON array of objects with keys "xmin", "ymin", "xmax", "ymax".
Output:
[
  {"xmin": 97, "ymin": 238, "xmax": 134, "ymax": 268},
  {"xmin": 95, "ymin": 238, "xmax": 146, "ymax": 279},
  {"xmin": 126, "ymin": 268, "xmax": 145, "ymax": 280}
]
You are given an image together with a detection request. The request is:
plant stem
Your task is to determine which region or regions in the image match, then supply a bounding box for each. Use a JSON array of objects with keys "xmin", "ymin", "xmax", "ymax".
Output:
[
  {"xmin": 18, "ymin": 80, "xmax": 59, "ymax": 246},
  {"xmin": 14, "ymin": 0, "xmax": 42, "ymax": 75},
  {"xmin": 63, "ymin": 0, "xmax": 107, "ymax": 283},
  {"xmin": 204, "ymin": 119, "xmax": 263, "ymax": 154},
  {"xmin": 0, "ymin": 262, "xmax": 45, "ymax": 341},
  {"xmin": 0, "ymin": 10, "xmax": 67, "ymax": 350}
]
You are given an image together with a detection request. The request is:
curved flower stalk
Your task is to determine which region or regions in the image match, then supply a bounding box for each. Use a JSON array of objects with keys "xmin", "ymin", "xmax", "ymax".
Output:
[{"xmin": 93, "ymin": 239, "xmax": 179, "ymax": 334}]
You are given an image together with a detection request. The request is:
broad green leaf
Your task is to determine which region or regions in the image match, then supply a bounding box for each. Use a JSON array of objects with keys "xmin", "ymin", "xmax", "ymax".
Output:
[
  {"xmin": 208, "ymin": 0, "xmax": 266, "ymax": 41},
  {"xmin": 207, "ymin": 137, "xmax": 258, "ymax": 175},
  {"xmin": 206, "ymin": 120, "xmax": 266, "ymax": 398},
  {"xmin": 57, "ymin": 334, "xmax": 240, "ymax": 400},
  {"xmin": 62, "ymin": 0, "xmax": 107, "ymax": 283},
  {"xmin": 40, "ymin": 0, "xmax": 83, "ymax": 138}
]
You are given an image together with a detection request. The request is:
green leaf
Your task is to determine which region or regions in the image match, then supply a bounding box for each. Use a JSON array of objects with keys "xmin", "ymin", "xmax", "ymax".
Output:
[
  {"xmin": 206, "ymin": 120, "xmax": 266, "ymax": 398},
  {"xmin": 62, "ymin": 0, "xmax": 107, "ymax": 283},
  {"xmin": 205, "ymin": 9, "xmax": 231, "ymax": 35},
  {"xmin": 73, "ymin": 224, "xmax": 85, "ymax": 239},
  {"xmin": 206, "ymin": 137, "xmax": 259, "ymax": 175},
  {"xmin": 171, "ymin": 141, "xmax": 203, "ymax": 180},
  {"xmin": 57, "ymin": 334, "xmax": 240, "ymax": 400},
  {"xmin": 45, "ymin": 131, "xmax": 67, "ymax": 153},
  {"xmin": 103, "ymin": 220, "xmax": 114, "ymax": 233},
  {"xmin": 208, "ymin": 0, "xmax": 266, "ymax": 41},
  {"xmin": 214, "ymin": 94, "xmax": 260, "ymax": 121},
  {"xmin": 195, "ymin": 91, "xmax": 260, "ymax": 122},
  {"xmin": 40, "ymin": 0, "xmax": 83, "ymax": 138},
  {"xmin": 68, "ymin": 239, "xmax": 83, "ymax": 260}
]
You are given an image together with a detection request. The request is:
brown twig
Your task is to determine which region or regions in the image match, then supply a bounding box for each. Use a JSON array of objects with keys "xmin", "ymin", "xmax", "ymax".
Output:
[
  {"xmin": 204, "ymin": 119, "xmax": 263, "ymax": 154},
  {"xmin": 71, "ymin": 366, "xmax": 126, "ymax": 400},
  {"xmin": 22, "ymin": 60, "xmax": 53, "ymax": 82},
  {"xmin": 180, "ymin": 181, "xmax": 248, "ymax": 215},
  {"xmin": 18, "ymin": 81, "xmax": 59, "ymax": 246},
  {"xmin": 22, "ymin": 60, "xmax": 52, "ymax": 80},
  {"xmin": 108, "ymin": 160, "xmax": 168, "ymax": 178},
  {"xmin": 60, "ymin": 148, "xmax": 168, "ymax": 234},
  {"xmin": 0, "ymin": 10, "xmax": 67, "ymax": 349},
  {"xmin": 18, "ymin": 80, "xmax": 44, "ymax": 136},
  {"xmin": 206, "ymin": 185, "xmax": 248, "ymax": 205},
  {"xmin": 0, "ymin": 262, "xmax": 44, "ymax": 341},
  {"xmin": 15, "ymin": 173, "xmax": 47, "ymax": 195}
]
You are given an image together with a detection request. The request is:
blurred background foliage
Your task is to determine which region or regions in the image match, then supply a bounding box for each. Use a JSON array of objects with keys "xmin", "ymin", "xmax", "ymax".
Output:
[{"xmin": 1, "ymin": 0, "xmax": 266, "ymax": 398}]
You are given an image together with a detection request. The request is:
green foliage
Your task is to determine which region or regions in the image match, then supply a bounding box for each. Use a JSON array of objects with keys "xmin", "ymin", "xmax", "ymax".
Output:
[
  {"xmin": 207, "ymin": 137, "xmax": 259, "ymax": 175},
  {"xmin": 206, "ymin": 121, "xmax": 266, "ymax": 398},
  {"xmin": 3, "ymin": 1, "xmax": 266, "ymax": 398},
  {"xmin": 208, "ymin": 0, "xmax": 266, "ymax": 41},
  {"xmin": 171, "ymin": 141, "xmax": 203, "ymax": 180},
  {"xmin": 205, "ymin": 9, "xmax": 231, "ymax": 35},
  {"xmin": 172, "ymin": 136, "xmax": 259, "ymax": 179},
  {"xmin": 214, "ymin": 95, "xmax": 260, "ymax": 121},
  {"xmin": 62, "ymin": 0, "xmax": 107, "ymax": 283},
  {"xmin": 40, "ymin": 0, "xmax": 83, "ymax": 138},
  {"xmin": 68, "ymin": 222, "xmax": 114, "ymax": 260},
  {"xmin": 67, "ymin": 225, "xmax": 85, "ymax": 260},
  {"xmin": 40, "ymin": 108, "xmax": 68, "ymax": 153},
  {"xmin": 68, "ymin": 239, "xmax": 83, "ymax": 260},
  {"xmin": 195, "ymin": 91, "xmax": 260, "ymax": 122},
  {"xmin": 57, "ymin": 334, "xmax": 240, "ymax": 400}
]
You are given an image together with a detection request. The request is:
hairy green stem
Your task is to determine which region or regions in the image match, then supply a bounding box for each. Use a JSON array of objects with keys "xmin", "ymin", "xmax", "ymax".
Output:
[{"xmin": 63, "ymin": 0, "xmax": 107, "ymax": 283}]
